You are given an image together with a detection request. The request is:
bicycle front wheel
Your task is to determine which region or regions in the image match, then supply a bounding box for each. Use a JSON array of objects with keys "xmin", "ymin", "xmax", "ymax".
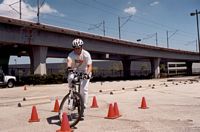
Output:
[{"xmin": 59, "ymin": 92, "xmax": 84, "ymax": 127}]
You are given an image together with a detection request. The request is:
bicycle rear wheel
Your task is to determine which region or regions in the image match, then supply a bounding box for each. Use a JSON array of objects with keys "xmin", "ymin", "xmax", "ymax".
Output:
[{"xmin": 59, "ymin": 92, "xmax": 84, "ymax": 127}]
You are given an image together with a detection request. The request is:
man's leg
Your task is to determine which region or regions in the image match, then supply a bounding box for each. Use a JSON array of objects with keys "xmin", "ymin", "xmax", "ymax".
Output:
[{"xmin": 80, "ymin": 79, "xmax": 90, "ymax": 108}]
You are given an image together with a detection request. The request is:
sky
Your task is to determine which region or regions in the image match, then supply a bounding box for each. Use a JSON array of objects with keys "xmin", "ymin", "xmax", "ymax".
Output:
[{"xmin": 0, "ymin": 0, "xmax": 199, "ymax": 64}]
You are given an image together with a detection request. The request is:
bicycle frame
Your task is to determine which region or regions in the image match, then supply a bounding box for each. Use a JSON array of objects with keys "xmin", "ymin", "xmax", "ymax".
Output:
[
  {"xmin": 70, "ymin": 72, "xmax": 84, "ymax": 92},
  {"xmin": 59, "ymin": 71, "xmax": 86, "ymax": 127},
  {"xmin": 67, "ymin": 82, "xmax": 80, "ymax": 110}
]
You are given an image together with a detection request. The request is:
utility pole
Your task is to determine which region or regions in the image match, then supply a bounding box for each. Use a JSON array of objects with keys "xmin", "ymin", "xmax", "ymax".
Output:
[
  {"xmin": 137, "ymin": 32, "xmax": 158, "ymax": 46},
  {"xmin": 37, "ymin": 0, "xmax": 40, "ymax": 24},
  {"xmin": 118, "ymin": 16, "xmax": 121, "ymax": 39},
  {"xmin": 156, "ymin": 32, "xmax": 158, "ymax": 46},
  {"xmin": 88, "ymin": 20, "xmax": 106, "ymax": 36},
  {"xmin": 118, "ymin": 15, "xmax": 132, "ymax": 39},
  {"xmin": 9, "ymin": 1, "xmax": 21, "ymax": 19},
  {"xmin": 103, "ymin": 20, "xmax": 105, "ymax": 36},
  {"xmin": 190, "ymin": 10, "xmax": 200, "ymax": 55},
  {"xmin": 166, "ymin": 30, "xmax": 169, "ymax": 48},
  {"xmin": 19, "ymin": 0, "xmax": 21, "ymax": 19},
  {"xmin": 166, "ymin": 30, "xmax": 178, "ymax": 48},
  {"xmin": 196, "ymin": 40, "xmax": 198, "ymax": 52}
]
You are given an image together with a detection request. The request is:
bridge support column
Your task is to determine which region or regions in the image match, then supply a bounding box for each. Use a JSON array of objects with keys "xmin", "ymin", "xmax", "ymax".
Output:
[
  {"xmin": 30, "ymin": 46, "xmax": 47, "ymax": 75},
  {"xmin": 186, "ymin": 61, "xmax": 193, "ymax": 76},
  {"xmin": 150, "ymin": 58, "xmax": 160, "ymax": 78},
  {"xmin": 122, "ymin": 59, "xmax": 131, "ymax": 79},
  {"xmin": 0, "ymin": 49, "xmax": 10, "ymax": 74}
]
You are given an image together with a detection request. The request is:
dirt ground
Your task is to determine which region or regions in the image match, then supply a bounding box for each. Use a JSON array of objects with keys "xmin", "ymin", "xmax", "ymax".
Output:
[{"xmin": 0, "ymin": 76, "xmax": 200, "ymax": 132}]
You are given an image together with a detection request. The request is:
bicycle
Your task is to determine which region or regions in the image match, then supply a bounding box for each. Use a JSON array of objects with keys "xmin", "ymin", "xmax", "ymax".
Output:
[{"xmin": 59, "ymin": 71, "xmax": 89, "ymax": 127}]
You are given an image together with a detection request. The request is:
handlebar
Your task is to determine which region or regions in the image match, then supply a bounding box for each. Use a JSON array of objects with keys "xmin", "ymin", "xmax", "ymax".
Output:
[{"xmin": 68, "ymin": 71, "xmax": 91, "ymax": 84}]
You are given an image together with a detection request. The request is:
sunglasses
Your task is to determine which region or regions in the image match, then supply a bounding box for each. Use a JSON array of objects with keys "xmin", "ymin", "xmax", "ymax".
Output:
[{"xmin": 73, "ymin": 46, "xmax": 82, "ymax": 49}]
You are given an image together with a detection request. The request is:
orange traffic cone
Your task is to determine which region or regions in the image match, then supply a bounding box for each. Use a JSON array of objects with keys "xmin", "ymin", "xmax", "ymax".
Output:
[
  {"xmin": 29, "ymin": 105, "xmax": 40, "ymax": 122},
  {"xmin": 105, "ymin": 104, "xmax": 117, "ymax": 119},
  {"xmin": 90, "ymin": 96, "xmax": 98, "ymax": 108},
  {"xmin": 52, "ymin": 98, "xmax": 60, "ymax": 112},
  {"xmin": 113, "ymin": 102, "xmax": 121, "ymax": 118},
  {"xmin": 56, "ymin": 112, "xmax": 72, "ymax": 132},
  {"xmin": 139, "ymin": 97, "xmax": 148, "ymax": 109}
]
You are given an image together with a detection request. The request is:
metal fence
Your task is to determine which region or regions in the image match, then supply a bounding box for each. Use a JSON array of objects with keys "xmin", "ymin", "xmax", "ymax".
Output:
[
  {"xmin": 8, "ymin": 67, "xmax": 200, "ymax": 79},
  {"xmin": 8, "ymin": 67, "xmax": 151, "ymax": 77}
]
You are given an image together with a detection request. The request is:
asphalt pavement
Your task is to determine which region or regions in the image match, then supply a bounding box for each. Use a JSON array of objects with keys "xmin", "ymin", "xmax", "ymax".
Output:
[{"xmin": 0, "ymin": 76, "xmax": 200, "ymax": 132}]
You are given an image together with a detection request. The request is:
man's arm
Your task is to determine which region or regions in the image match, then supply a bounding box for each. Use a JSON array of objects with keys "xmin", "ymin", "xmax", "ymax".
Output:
[
  {"xmin": 86, "ymin": 51, "xmax": 92, "ymax": 74},
  {"xmin": 66, "ymin": 57, "xmax": 73, "ymax": 73},
  {"xmin": 87, "ymin": 64, "xmax": 92, "ymax": 74},
  {"xmin": 67, "ymin": 57, "xmax": 72, "ymax": 68},
  {"xmin": 84, "ymin": 64, "xmax": 92, "ymax": 79}
]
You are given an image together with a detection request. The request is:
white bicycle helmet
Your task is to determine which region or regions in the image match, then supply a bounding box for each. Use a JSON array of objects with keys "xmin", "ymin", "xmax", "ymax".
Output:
[{"xmin": 72, "ymin": 38, "xmax": 84, "ymax": 48}]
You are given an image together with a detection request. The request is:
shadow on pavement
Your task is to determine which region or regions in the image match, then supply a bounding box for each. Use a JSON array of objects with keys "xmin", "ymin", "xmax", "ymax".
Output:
[{"xmin": 46, "ymin": 115, "xmax": 60, "ymax": 126}]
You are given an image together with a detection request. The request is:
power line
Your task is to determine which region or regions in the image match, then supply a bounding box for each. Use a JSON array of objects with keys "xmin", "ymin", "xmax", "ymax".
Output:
[
  {"xmin": 118, "ymin": 15, "xmax": 132, "ymax": 39},
  {"xmin": 2, "ymin": 0, "xmax": 196, "ymax": 50},
  {"xmin": 88, "ymin": 20, "xmax": 106, "ymax": 36},
  {"xmin": 166, "ymin": 30, "xmax": 178, "ymax": 48},
  {"xmin": 38, "ymin": 12, "xmax": 195, "ymax": 48},
  {"xmin": 73, "ymin": 0, "xmax": 117, "ymax": 16},
  {"xmin": 37, "ymin": 0, "xmax": 45, "ymax": 24},
  {"xmin": 92, "ymin": 0, "xmax": 195, "ymax": 37},
  {"xmin": 70, "ymin": 0, "xmax": 195, "ymax": 44},
  {"xmin": 7, "ymin": 0, "xmax": 22, "ymax": 19},
  {"xmin": 137, "ymin": 32, "xmax": 158, "ymax": 46}
]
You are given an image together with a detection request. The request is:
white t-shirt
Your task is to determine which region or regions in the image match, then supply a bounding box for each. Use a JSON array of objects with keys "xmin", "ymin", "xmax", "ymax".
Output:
[{"xmin": 67, "ymin": 49, "xmax": 92, "ymax": 72}]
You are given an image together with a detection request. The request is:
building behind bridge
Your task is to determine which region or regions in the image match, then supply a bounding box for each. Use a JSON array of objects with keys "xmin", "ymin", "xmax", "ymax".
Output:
[{"xmin": 8, "ymin": 61, "xmax": 200, "ymax": 79}]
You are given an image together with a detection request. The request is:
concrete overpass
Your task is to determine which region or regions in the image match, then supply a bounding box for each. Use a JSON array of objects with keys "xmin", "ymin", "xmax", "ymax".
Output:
[{"xmin": 0, "ymin": 16, "xmax": 199, "ymax": 78}]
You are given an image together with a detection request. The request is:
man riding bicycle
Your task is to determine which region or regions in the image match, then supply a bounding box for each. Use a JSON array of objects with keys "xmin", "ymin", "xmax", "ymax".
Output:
[{"xmin": 67, "ymin": 38, "xmax": 92, "ymax": 118}]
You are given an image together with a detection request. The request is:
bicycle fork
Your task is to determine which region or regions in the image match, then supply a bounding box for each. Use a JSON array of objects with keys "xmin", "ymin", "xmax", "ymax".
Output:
[{"xmin": 68, "ymin": 90, "xmax": 74, "ymax": 110}]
